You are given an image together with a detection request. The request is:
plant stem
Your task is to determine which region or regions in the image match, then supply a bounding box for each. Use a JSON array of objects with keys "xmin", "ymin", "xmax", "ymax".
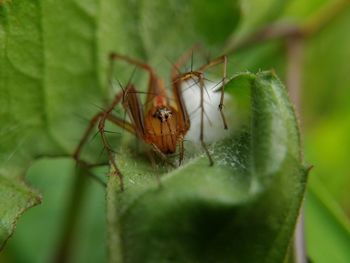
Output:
[
  {"xmin": 223, "ymin": 23, "xmax": 300, "ymax": 54},
  {"xmin": 294, "ymin": 205, "xmax": 307, "ymax": 263},
  {"xmin": 52, "ymin": 166, "xmax": 89, "ymax": 263},
  {"xmin": 286, "ymin": 35, "xmax": 304, "ymax": 118},
  {"xmin": 286, "ymin": 32, "xmax": 306, "ymax": 263},
  {"xmin": 106, "ymin": 171, "xmax": 123, "ymax": 263},
  {"xmin": 302, "ymin": 0, "xmax": 350, "ymax": 37},
  {"xmin": 224, "ymin": 0, "xmax": 350, "ymax": 55}
]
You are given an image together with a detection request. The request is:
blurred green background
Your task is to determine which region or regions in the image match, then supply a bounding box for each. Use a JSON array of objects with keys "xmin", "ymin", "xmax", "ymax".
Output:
[{"xmin": 1, "ymin": 0, "xmax": 350, "ymax": 262}]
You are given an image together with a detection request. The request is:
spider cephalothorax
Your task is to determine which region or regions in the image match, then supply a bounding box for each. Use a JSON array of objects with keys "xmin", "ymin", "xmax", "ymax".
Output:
[{"xmin": 145, "ymin": 106, "xmax": 178, "ymax": 154}]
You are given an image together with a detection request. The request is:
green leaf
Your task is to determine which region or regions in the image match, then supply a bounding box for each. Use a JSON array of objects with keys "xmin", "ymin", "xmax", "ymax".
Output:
[
  {"xmin": 1, "ymin": 1, "xmax": 307, "ymax": 261},
  {"xmin": 302, "ymin": 4, "xmax": 350, "ymax": 119},
  {"xmin": 0, "ymin": 0, "xmax": 241, "ymax": 249},
  {"xmin": 301, "ymin": 3, "xmax": 350, "ymax": 212},
  {"xmin": 0, "ymin": 159, "xmax": 107, "ymax": 263},
  {"xmin": 139, "ymin": 0, "xmax": 241, "ymax": 75},
  {"xmin": 107, "ymin": 71, "xmax": 306, "ymax": 262},
  {"xmin": 0, "ymin": 176, "xmax": 41, "ymax": 250},
  {"xmin": 233, "ymin": 0, "xmax": 294, "ymax": 39},
  {"xmin": 306, "ymin": 177, "xmax": 350, "ymax": 263}
]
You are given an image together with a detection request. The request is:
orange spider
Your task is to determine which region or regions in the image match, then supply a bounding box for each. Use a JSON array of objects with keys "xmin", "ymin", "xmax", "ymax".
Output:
[{"xmin": 73, "ymin": 49, "xmax": 228, "ymax": 190}]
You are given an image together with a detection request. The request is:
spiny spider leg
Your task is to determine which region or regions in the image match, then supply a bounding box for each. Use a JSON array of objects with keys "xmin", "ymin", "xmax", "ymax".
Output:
[
  {"xmin": 109, "ymin": 53, "xmax": 166, "ymax": 105},
  {"xmin": 197, "ymin": 55, "xmax": 228, "ymax": 129},
  {"xmin": 171, "ymin": 48, "xmax": 217, "ymax": 165},
  {"xmin": 170, "ymin": 48, "xmax": 228, "ymax": 165},
  {"xmin": 73, "ymin": 90, "xmax": 136, "ymax": 190}
]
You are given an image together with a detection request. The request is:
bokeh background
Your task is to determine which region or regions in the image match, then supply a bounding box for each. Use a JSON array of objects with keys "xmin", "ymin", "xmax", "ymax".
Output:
[{"xmin": 0, "ymin": 0, "xmax": 349, "ymax": 262}]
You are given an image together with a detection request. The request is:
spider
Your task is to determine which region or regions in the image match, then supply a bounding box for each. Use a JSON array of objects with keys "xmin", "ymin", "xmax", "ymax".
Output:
[{"xmin": 73, "ymin": 48, "xmax": 228, "ymax": 190}]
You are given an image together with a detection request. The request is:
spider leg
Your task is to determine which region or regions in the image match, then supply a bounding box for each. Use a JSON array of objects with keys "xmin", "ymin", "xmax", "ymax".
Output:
[
  {"xmin": 73, "ymin": 88, "xmax": 133, "ymax": 161},
  {"xmin": 97, "ymin": 113, "xmax": 124, "ymax": 190},
  {"xmin": 199, "ymin": 77, "xmax": 214, "ymax": 166},
  {"xmin": 109, "ymin": 52, "xmax": 155, "ymax": 75},
  {"xmin": 73, "ymin": 112, "xmax": 104, "ymax": 163},
  {"xmin": 171, "ymin": 50, "xmax": 228, "ymax": 128},
  {"xmin": 173, "ymin": 69, "xmax": 222, "ymax": 165},
  {"xmin": 171, "ymin": 52, "xmax": 228, "ymax": 166},
  {"xmin": 197, "ymin": 55, "xmax": 228, "ymax": 129},
  {"xmin": 73, "ymin": 89, "xmax": 136, "ymax": 191},
  {"xmin": 177, "ymin": 135, "xmax": 185, "ymax": 166},
  {"xmin": 171, "ymin": 44, "xmax": 203, "ymax": 80},
  {"xmin": 109, "ymin": 52, "xmax": 166, "ymax": 106},
  {"xmin": 73, "ymin": 113, "xmax": 128, "ymax": 191},
  {"xmin": 151, "ymin": 143, "xmax": 176, "ymax": 168}
]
